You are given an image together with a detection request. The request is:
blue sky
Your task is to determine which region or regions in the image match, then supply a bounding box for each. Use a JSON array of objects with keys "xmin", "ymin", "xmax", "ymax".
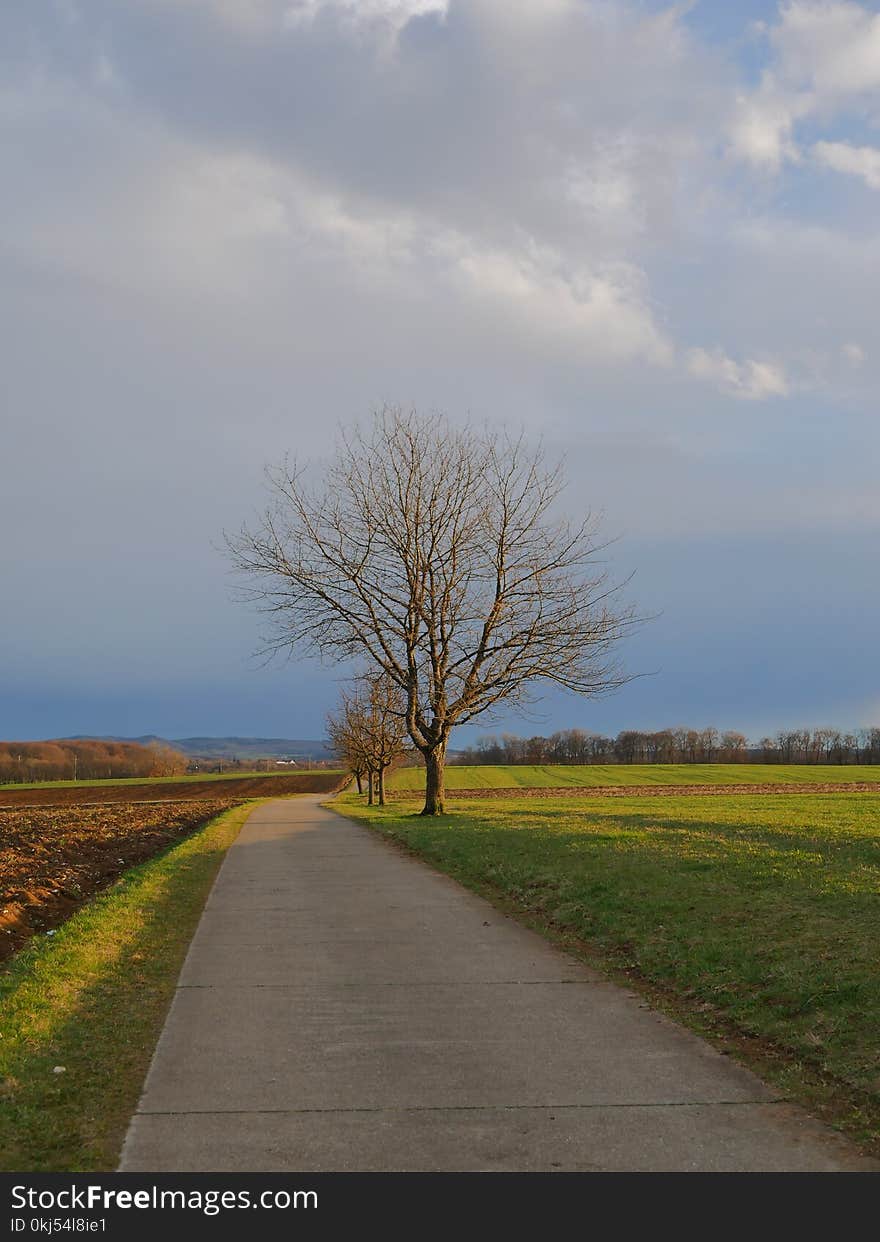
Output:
[{"xmin": 1, "ymin": 1, "xmax": 878, "ymax": 745}]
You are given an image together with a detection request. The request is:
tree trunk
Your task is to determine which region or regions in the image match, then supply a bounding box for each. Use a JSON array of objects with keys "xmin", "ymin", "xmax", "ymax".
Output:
[
  {"xmin": 367, "ymin": 769, "xmax": 374, "ymax": 805},
  {"xmin": 378, "ymin": 765, "xmax": 386, "ymax": 806},
  {"xmin": 421, "ymin": 745, "xmax": 446, "ymax": 815},
  {"xmin": 355, "ymin": 770, "xmax": 363, "ymax": 795}
]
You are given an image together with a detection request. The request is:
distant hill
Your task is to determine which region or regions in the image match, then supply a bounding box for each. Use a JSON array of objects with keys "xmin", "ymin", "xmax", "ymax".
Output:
[
  {"xmin": 172, "ymin": 737, "xmax": 334, "ymax": 760},
  {"xmin": 62, "ymin": 735, "xmax": 334, "ymax": 760}
]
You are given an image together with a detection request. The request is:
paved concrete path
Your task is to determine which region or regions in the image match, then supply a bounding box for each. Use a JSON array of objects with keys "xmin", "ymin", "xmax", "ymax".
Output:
[{"xmin": 120, "ymin": 797, "xmax": 875, "ymax": 1171}]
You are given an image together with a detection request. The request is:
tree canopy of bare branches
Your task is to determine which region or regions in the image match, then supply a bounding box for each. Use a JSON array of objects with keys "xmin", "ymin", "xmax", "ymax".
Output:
[{"xmin": 228, "ymin": 407, "xmax": 637, "ymax": 813}]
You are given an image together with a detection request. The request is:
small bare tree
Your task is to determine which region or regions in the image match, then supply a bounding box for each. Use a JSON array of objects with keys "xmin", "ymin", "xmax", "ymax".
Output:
[
  {"xmin": 326, "ymin": 696, "xmax": 368, "ymax": 796},
  {"xmin": 327, "ymin": 673, "xmax": 408, "ymax": 805},
  {"xmin": 361, "ymin": 672, "xmax": 409, "ymax": 805},
  {"xmin": 228, "ymin": 408, "xmax": 637, "ymax": 814}
]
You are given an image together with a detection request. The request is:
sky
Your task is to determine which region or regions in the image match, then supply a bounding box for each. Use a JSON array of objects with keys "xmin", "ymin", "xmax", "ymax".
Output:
[{"xmin": 1, "ymin": 0, "xmax": 878, "ymax": 746}]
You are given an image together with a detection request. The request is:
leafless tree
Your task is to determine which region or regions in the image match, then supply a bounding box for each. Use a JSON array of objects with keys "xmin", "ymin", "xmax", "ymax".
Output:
[
  {"xmin": 327, "ymin": 673, "xmax": 408, "ymax": 806},
  {"xmin": 361, "ymin": 672, "xmax": 409, "ymax": 805},
  {"xmin": 228, "ymin": 408, "xmax": 637, "ymax": 814},
  {"xmin": 720, "ymin": 731, "xmax": 748, "ymax": 762},
  {"xmin": 699, "ymin": 727, "xmax": 719, "ymax": 762},
  {"xmin": 326, "ymin": 697, "xmax": 368, "ymax": 796}
]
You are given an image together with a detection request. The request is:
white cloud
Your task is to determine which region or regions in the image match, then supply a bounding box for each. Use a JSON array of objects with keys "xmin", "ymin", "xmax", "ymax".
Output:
[
  {"xmin": 730, "ymin": 2, "xmax": 880, "ymax": 171},
  {"xmin": 729, "ymin": 87, "xmax": 806, "ymax": 171},
  {"xmin": 814, "ymin": 140, "xmax": 880, "ymax": 189},
  {"xmin": 686, "ymin": 348, "xmax": 790, "ymax": 400},
  {"xmin": 311, "ymin": 0, "xmax": 446, "ymax": 17},
  {"xmin": 4, "ymin": 0, "xmax": 879, "ymax": 415},
  {"xmin": 771, "ymin": 0, "xmax": 880, "ymax": 97},
  {"xmin": 283, "ymin": 0, "xmax": 447, "ymax": 32},
  {"xmin": 434, "ymin": 235, "xmax": 673, "ymax": 366},
  {"xmin": 158, "ymin": 0, "xmax": 448, "ymax": 37},
  {"xmin": 3, "ymin": 0, "xmax": 716, "ymax": 374},
  {"xmin": 0, "ymin": 73, "xmax": 672, "ymax": 369},
  {"xmin": 843, "ymin": 342, "xmax": 865, "ymax": 364}
]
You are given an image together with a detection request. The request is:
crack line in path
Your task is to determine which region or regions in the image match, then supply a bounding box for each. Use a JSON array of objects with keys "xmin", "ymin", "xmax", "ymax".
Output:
[
  {"xmin": 135, "ymin": 1099, "xmax": 783, "ymax": 1117},
  {"xmin": 175, "ymin": 980, "xmax": 593, "ymax": 988}
]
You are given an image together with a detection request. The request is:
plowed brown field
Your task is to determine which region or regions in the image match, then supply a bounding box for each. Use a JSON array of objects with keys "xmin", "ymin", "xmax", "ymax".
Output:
[
  {"xmin": 0, "ymin": 772, "xmax": 348, "ymax": 960},
  {"xmin": 0, "ymin": 801, "xmax": 242, "ymax": 960},
  {"xmin": 0, "ymin": 770, "xmax": 345, "ymax": 809}
]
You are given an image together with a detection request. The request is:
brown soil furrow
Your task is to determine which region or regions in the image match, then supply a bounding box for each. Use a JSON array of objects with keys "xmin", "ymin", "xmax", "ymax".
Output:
[
  {"xmin": 389, "ymin": 781, "xmax": 880, "ymax": 799},
  {"xmin": 0, "ymin": 799, "xmax": 238, "ymax": 961},
  {"xmin": 0, "ymin": 771, "xmax": 344, "ymax": 809}
]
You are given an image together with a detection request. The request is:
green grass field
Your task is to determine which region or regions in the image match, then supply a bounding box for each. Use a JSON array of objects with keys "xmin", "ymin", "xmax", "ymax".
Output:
[
  {"xmin": 389, "ymin": 763, "xmax": 880, "ymax": 790},
  {"xmin": 0, "ymin": 803, "xmax": 252, "ymax": 1171},
  {"xmin": 340, "ymin": 788, "xmax": 880, "ymax": 1151}
]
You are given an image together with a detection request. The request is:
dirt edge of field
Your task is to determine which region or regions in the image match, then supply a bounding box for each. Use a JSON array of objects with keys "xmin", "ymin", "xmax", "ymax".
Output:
[{"xmin": 389, "ymin": 781, "xmax": 880, "ymax": 799}]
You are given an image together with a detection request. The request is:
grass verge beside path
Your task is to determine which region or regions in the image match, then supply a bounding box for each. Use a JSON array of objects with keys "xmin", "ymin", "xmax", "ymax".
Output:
[
  {"xmin": 338, "ymin": 790, "xmax": 880, "ymax": 1154},
  {"xmin": 0, "ymin": 802, "xmax": 253, "ymax": 1172}
]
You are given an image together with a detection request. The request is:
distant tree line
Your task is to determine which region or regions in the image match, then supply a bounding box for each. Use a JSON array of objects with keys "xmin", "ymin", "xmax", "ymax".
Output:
[
  {"xmin": 0, "ymin": 739, "xmax": 188, "ymax": 784},
  {"xmin": 455, "ymin": 726, "xmax": 880, "ymax": 766}
]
